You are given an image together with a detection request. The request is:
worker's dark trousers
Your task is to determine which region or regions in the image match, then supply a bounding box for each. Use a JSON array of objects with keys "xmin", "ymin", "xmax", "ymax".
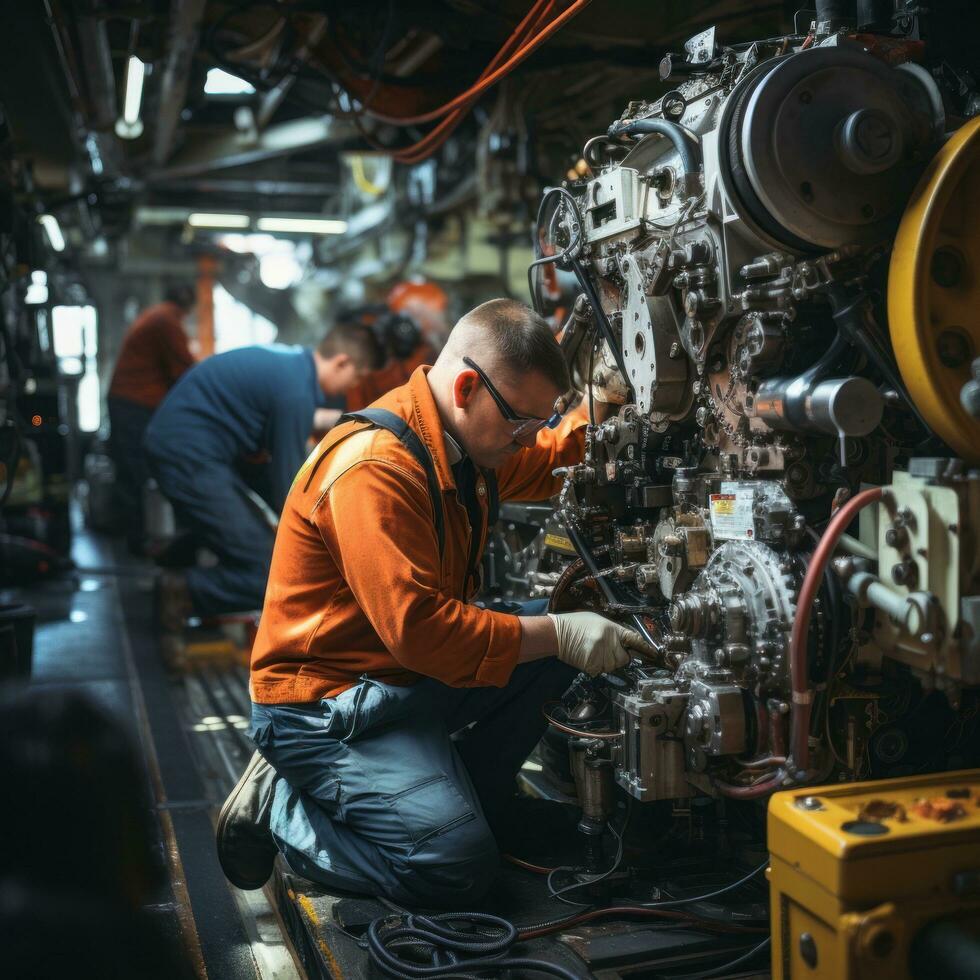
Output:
[
  {"xmin": 145, "ymin": 453, "xmax": 274, "ymax": 615},
  {"xmin": 250, "ymin": 611, "xmax": 576, "ymax": 907},
  {"xmin": 107, "ymin": 397, "xmax": 154, "ymax": 552}
]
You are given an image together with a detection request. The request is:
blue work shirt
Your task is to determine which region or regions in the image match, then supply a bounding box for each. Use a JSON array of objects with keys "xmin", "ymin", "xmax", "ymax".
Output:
[{"xmin": 145, "ymin": 344, "xmax": 340, "ymax": 512}]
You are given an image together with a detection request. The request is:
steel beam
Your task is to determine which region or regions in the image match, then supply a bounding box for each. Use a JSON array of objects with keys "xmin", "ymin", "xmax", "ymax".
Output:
[{"xmin": 153, "ymin": 115, "xmax": 358, "ymax": 179}]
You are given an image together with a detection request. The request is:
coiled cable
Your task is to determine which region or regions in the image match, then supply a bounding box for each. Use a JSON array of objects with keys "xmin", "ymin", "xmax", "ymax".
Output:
[{"xmin": 365, "ymin": 910, "xmax": 581, "ymax": 978}]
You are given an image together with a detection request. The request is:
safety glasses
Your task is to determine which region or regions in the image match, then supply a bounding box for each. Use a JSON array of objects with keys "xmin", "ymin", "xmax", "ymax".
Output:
[{"xmin": 462, "ymin": 356, "xmax": 563, "ymax": 441}]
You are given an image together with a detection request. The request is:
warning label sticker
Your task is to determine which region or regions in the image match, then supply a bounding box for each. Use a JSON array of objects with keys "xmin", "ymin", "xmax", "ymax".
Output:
[
  {"xmin": 543, "ymin": 532, "xmax": 576, "ymax": 554},
  {"xmin": 709, "ymin": 482, "xmax": 755, "ymax": 540}
]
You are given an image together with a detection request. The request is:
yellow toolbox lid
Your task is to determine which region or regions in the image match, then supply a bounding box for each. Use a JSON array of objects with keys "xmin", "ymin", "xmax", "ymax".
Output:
[{"xmin": 768, "ymin": 770, "xmax": 980, "ymax": 904}]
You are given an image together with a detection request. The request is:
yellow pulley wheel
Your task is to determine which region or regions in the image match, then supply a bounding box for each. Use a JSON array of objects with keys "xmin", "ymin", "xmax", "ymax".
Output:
[{"xmin": 888, "ymin": 115, "xmax": 980, "ymax": 462}]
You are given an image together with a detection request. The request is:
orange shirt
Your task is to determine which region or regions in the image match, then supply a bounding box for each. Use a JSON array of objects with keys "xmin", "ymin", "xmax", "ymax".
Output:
[
  {"xmin": 250, "ymin": 366, "xmax": 585, "ymax": 704},
  {"xmin": 108, "ymin": 302, "xmax": 195, "ymax": 409},
  {"xmin": 344, "ymin": 342, "xmax": 436, "ymax": 412}
]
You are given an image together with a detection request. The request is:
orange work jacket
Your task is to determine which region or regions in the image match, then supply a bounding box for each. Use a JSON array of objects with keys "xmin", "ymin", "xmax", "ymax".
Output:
[{"xmin": 250, "ymin": 365, "xmax": 585, "ymax": 704}]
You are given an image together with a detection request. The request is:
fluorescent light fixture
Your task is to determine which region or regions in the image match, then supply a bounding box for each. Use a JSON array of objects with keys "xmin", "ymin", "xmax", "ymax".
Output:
[
  {"xmin": 115, "ymin": 56, "xmax": 146, "ymax": 139},
  {"xmin": 25, "ymin": 270, "xmax": 48, "ymax": 305},
  {"xmin": 256, "ymin": 217, "xmax": 347, "ymax": 235},
  {"xmin": 187, "ymin": 213, "xmax": 251, "ymax": 229},
  {"xmin": 38, "ymin": 214, "xmax": 66, "ymax": 252},
  {"xmin": 135, "ymin": 206, "xmax": 195, "ymax": 226},
  {"xmin": 205, "ymin": 67, "xmax": 256, "ymax": 96}
]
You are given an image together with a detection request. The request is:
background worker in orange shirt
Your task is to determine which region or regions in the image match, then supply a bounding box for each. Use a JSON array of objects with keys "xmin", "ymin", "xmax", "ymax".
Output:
[
  {"xmin": 107, "ymin": 284, "xmax": 196, "ymax": 553},
  {"xmin": 311, "ymin": 279, "xmax": 452, "ymax": 437},
  {"xmin": 343, "ymin": 278, "xmax": 450, "ymax": 410}
]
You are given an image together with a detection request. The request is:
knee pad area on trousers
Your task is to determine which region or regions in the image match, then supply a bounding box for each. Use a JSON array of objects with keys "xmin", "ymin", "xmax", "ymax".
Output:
[{"xmin": 393, "ymin": 820, "xmax": 500, "ymax": 908}]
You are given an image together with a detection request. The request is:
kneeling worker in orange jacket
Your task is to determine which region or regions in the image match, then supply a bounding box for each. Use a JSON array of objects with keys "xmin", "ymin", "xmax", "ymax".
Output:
[{"xmin": 216, "ymin": 298, "xmax": 654, "ymax": 907}]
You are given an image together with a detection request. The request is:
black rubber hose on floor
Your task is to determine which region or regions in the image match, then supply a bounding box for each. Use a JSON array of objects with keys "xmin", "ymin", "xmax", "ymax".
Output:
[{"xmin": 366, "ymin": 910, "xmax": 581, "ymax": 979}]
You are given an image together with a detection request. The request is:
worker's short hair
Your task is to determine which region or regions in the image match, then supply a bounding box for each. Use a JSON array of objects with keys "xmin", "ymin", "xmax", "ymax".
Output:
[
  {"xmin": 163, "ymin": 283, "xmax": 196, "ymax": 311},
  {"xmin": 318, "ymin": 321, "xmax": 385, "ymax": 371},
  {"xmin": 462, "ymin": 299, "xmax": 570, "ymax": 393}
]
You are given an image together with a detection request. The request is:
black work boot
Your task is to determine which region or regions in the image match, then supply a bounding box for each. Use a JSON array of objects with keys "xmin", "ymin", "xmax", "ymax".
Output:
[{"xmin": 216, "ymin": 750, "xmax": 278, "ymax": 890}]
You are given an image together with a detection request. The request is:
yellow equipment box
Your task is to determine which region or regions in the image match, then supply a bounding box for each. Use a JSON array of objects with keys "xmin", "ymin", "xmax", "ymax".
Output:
[{"xmin": 768, "ymin": 769, "xmax": 980, "ymax": 979}]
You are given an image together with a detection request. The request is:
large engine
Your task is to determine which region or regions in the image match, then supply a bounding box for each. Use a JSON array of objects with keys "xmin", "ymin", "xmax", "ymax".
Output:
[{"xmin": 518, "ymin": 11, "xmax": 980, "ymax": 808}]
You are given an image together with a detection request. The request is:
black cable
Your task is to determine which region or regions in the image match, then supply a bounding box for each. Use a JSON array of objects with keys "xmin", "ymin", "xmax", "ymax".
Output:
[
  {"xmin": 640, "ymin": 859, "xmax": 769, "ymax": 909},
  {"xmin": 564, "ymin": 523, "xmax": 656, "ymax": 647},
  {"xmin": 366, "ymin": 910, "xmax": 581, "ymax": 979},
  {"xmin": 671, "ymin": 937, "xmax": 771, "ymax": 979},
  {"xmin": 547, "ymin": 798, "xmax": 632, "ymax": 906},
  {"xmin": 568, "ymin": 255, "xmax": 633, "ymax": 398},
  {"xmin": 527, "ymin": 186, "xmax": 583, "ymax": 315}
]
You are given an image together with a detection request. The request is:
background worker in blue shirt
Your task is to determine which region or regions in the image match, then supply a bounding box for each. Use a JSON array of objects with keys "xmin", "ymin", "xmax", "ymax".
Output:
[{"xmin": 144, "ymin": 322, "xmax": 382, "ymax": 623}]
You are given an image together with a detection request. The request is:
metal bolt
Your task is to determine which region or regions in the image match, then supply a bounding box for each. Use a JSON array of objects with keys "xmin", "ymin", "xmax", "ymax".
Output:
[
  {"xmin": 891, "ymin": 560, "xmax": 918, "ymax": 587},
  {"xmin": 796, "ymin": 796, "xmax": 825, "ymax": 811},
  {"xmin": 799, "ymin": 932, "xmax": 818, "ymax": 968},
  {"xmin": 884, "ymin": 525, "xmax": 908, "ymax": 548},
  {"xmin": 669, "ymin": 341, "xmax": 682, "ymax": 358}
]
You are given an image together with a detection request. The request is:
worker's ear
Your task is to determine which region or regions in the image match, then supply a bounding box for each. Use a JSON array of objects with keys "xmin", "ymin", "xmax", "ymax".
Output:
[{"xmin": 453, "ymin": 368, "xmax": 479, "ymax": 409}]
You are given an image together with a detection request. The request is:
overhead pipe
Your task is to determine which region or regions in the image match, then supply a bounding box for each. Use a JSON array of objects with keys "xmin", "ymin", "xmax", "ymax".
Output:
[
  {"xmin": 75, "ymin": 3, "xmax": 117, "ymax": 132},
  {"xmin": 256, "ymin": 14, "xmax": 328, "ymax": 129},
  {"xmin": 153, "ymin": 0, "xmax": 208, "ymax": 167}
]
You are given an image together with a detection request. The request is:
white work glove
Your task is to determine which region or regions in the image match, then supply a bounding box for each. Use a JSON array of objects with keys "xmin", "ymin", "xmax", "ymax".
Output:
[{"xmin": 548, "ymin": 612, "xmax": 656, "ymax": 676}]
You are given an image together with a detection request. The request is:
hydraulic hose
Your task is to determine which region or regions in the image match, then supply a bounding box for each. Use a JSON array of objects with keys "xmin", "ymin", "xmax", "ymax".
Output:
[
  {"xmin": 606, "ymin": 118, "xmax": 700, "ymax": 176},
  {"xmin": 715, "ymin": 489, "xmax": 883, "ymax": 795},
  {"xmin": 714, "ymin": 772, "xmax": 784, "ymax": 799},
  {"xmin": 366, "ymin": 911, "xmax": 581, "ymax": 979},
  {"xmin": 788, "ymin": 486, "xmax": 884, "ymax": 778}
]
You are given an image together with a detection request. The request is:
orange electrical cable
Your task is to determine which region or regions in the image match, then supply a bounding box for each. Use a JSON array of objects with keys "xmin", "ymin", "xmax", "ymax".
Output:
[
  {"xmin": 390, "ymin": 0, "xmax": 557, "ymax": 163},
  {"xmin": 374, "ymin": 0, "xmax": 590, "ymax": 127}
]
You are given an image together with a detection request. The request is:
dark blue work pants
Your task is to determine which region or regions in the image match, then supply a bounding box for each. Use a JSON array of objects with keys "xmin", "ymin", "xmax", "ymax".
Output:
[
  {"xmin": 250, "ymin": 616, "xmax": 575, "ymax": 907},
  {"xmin": 107, "ymin": 397, "xmax": 154, "ymax": 550},
  {"xmin": 145, "ymin": 453, "xmax": 275, "ymax": 616}
]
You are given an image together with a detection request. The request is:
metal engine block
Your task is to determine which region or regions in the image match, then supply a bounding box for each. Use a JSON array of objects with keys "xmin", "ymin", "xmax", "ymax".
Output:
[{"xmin": 521, "ymin": 20, "xmax": 980, "ymax": 803}]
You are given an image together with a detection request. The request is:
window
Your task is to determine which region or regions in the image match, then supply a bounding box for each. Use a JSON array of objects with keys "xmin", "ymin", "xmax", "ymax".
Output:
[
  {"xmin": 52, "ymin": 305, "xmax": 100, "ymax": 432},
  {"xmin": 204, "ymin": 68, "xmax": 255, "ymax": 96},
  {"xmin": 212, "ymin": 285, "xmax": 278, "ymax": 353}
]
